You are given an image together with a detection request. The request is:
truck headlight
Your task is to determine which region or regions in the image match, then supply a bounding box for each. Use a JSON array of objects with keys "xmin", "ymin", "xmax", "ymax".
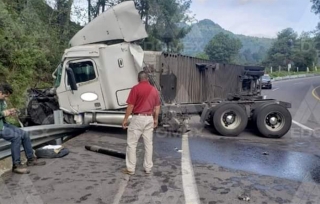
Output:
[{"xmin": 81, "ymin": 93, "xmax": 98, "ymax": 102}]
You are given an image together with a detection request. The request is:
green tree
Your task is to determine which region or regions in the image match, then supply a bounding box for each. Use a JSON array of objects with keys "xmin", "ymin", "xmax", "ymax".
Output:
[
  {"xmin": 310, "ymin": 0, "xmax": 320, "ymax": 64},
  {"xmin": 204, "ymin": 32, "xmax": 242, "ymax": 63},
  {"xmin": 146, "ymin": 0, "xmax": 193, "ymax": 52},
  {"xmin": 263, "ymin": 28, "xmax": 298, "ymax": 68},
  {"xmin": 264, "ymin": 29, "xmax": 317, "ymax": 70},
  {"xmin": 195, "ymin": 52, "xmax": 209, "ymax": 60},
  {"xmin": 292, "ymin": 32, "xmax": 317, "ymax": 70},
  {"xmin": 311, "ymin": 0, "xmax": 320, "ymax": 14},
  {"xmin": 56, "ymin": 0, "xmax": 74, "ymax": 39},
  {"xmin": 242, "ymin": 49, "xmax": 253, "ymax": 62},
  {"xmin": 0, "ymin": 0, "xmax": 80, "ymax": 111},
  {"xmin": 90, "ymin": 0, "xmax": 193, "ymax": 52}
]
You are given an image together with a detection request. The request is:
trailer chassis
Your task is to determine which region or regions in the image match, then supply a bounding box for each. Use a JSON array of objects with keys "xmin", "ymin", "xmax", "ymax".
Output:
[{"xmin": 159, "ymin": 98, "xmax": 292, "ymax": 138}]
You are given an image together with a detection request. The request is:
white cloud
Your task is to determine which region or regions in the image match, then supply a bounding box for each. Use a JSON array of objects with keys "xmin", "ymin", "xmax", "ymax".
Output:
[
  {"xmin": 238, "ymin": 0, "xmax": 277, "ymax": 4},
  {"xmin": 190, "ymin": 0, "xmax": 319, "ymax": 38},
  {"xmin": 238, "ymin": 0, "xmax": 277, "ymax": 3},
  {"xmin": 194, "ymin": 0, "xmax": 209, "ymax": 4}
]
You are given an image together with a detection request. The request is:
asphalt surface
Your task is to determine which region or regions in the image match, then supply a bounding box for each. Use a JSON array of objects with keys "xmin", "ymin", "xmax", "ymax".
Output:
[
  {"xmin": 316, "ymin": 87, "xmax": 320, "ymax": 99},
  {"xmin": 1, "ymin": 76, "xmax": 320, "ymax": 204},
  {"xmin": 263, "ymin": 76, "xmax": 320, "ymax": 130}
]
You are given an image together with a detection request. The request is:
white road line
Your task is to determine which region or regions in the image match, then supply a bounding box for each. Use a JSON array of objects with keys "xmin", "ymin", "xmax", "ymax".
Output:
[
  {"xmin": 112, "ymin": 175, "xmax": 130, "ymax": 204},
  {"xmin": 292, "ymin": 120, "xmax": 314, "ymax": 132},
  {"xmin": 181, "ymin": 133, "xmax": 200, "ymax": 204},
  {"xmin": 272, "ymin": 88, "xmax": 279, "ymax": 91}
]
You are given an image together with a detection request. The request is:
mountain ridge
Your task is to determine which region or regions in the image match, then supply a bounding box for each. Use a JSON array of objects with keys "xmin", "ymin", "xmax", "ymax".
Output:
[{"xmin": 182, "ymin": 19, "xmax": 275, "ymax": 65}]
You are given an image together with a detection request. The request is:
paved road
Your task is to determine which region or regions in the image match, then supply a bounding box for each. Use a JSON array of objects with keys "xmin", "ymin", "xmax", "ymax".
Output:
[
  {"xmin": 263, "ymin": 76, "xmax": 320, "ymax": 130},
  {"xmin": 314, "ymin": 85, "xmax": 320, "ymax": 100},
  {"xmin": 1, "ymin": 76, "xmax": 320, "ymax": 204}
]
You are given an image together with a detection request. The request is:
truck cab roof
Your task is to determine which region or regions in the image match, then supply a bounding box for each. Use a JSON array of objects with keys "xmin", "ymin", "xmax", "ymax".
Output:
[
  {"xmin": 68, "ymin": 1, "xmax": 148, "ymax": 47},
  {"xmin": 62, "ymin": 44, "xmax": 107, "ymax": 59}
]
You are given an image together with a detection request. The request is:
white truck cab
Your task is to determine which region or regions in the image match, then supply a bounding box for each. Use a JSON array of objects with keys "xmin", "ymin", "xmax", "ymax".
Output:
[{"xmin": 52, "ymin": 1, "xmax": 149, "ymax": 126}]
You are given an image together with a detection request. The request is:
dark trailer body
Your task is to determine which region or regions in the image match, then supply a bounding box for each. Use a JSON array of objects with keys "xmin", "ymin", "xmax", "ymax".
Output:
[{"xmin": 144, "ymin": 52, "xmax": 292, "ymax": 138}]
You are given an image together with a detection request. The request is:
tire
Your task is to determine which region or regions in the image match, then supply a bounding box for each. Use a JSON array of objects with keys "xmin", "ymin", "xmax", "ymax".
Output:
[
  {"xmin": 42, "ymin": 114, "xmax": 54, "ymax": 125},
  {"xmin": 207, "ymin": 111, "xmax": 214, "ymax": 127},
  {"xmin": 213, "ymin": 104, "xmax": 248, "ymax": 136},
  {"xmin": 255, "ymin": 104, "xmax": 292, "ymax": 138},
  {"xmin": 269, "ymin": 85, "xmax": 272, "ymax": 89},
  {"xmin": 63, "ymin": 113, "xmax": 76, "ymax": 124}
]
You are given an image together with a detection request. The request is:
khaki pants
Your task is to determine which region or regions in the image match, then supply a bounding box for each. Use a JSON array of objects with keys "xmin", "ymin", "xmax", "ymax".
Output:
[{"xmin": 126, "ymin": 115, "xmax": 154, "ymax": 173}]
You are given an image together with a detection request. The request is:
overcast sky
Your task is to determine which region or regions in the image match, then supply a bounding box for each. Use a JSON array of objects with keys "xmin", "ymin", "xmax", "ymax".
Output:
[{"xmin": 190, "ymin": 0, "xmax": 319, "ymax": 38}]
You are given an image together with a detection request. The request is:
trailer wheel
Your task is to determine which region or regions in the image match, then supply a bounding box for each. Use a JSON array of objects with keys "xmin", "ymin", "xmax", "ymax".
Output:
[
  {"xmin": 255, "ymin": 104, "xmax": 292, "ymax": 138},
  {"xmin": 213, "ymin": 104, "xmax": 248, "ymax": 136}
]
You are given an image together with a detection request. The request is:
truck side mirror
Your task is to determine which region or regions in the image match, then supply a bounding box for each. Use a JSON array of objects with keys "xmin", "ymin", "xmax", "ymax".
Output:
[{"xmin": 66, "ymin": 67, "xmax": 78, "ymax": 91}]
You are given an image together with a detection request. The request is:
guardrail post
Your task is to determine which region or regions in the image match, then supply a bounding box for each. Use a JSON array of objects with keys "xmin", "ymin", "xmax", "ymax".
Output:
[{"xmin": 54, "ymin": 110, "xmax": 64, "ymax": 145}]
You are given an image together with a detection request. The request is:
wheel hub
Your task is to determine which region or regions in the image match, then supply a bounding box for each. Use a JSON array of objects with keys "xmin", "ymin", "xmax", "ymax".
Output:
[
  {"xmin": 217, "ymin": 106, "xmax": 245, "ymax": 133},
  {"xmin": 265, "ymin": 112, "xmax": 284, "ymax": 131},
  {"xmin": 223, "ymin": 112, "xmax": 236, "ymax": 126},
  {"xmin": 269, "ymin": 117, "xmax": 278, "ymax": 125},
  {"xmin": 226, "ymin": 115, "xmax": 234, "ymax": 123}
]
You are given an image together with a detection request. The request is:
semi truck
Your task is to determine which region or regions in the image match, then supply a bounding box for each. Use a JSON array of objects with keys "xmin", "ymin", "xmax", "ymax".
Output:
[{"xmin": 19, "ymin": 1, "xmax": 292, "ymax": 138}]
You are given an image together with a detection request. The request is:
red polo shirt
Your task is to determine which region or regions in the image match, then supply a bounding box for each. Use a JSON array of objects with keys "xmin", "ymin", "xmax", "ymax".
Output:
[{"xmin": 126, "ymin": 81, "xmax": 161, "ymax": 114}]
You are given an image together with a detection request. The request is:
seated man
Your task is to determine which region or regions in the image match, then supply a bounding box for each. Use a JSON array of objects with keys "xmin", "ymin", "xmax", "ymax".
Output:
[{"xmin": 0, "ymin": 83, "xmax": 46, "ymax": 174}]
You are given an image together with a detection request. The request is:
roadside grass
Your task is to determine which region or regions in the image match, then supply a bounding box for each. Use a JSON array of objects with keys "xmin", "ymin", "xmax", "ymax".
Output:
[{"xmin": 268, "ymin": 70, "xmax": 320, "ymax": 78}]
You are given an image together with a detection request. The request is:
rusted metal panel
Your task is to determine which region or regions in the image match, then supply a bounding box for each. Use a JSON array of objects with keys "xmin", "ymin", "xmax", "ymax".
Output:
[
  {"xmin": 144, "ymin": 52, "xmax": 249, "ymax": 104},
  {"xmin": 213, "ymin": 63, "xmax": 243, "ymax": 99}
]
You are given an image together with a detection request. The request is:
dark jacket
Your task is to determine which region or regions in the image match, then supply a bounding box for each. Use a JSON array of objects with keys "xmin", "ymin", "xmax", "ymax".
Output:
[{"xmin": 0, "ymin": 100, "xmax": 7, "ymax": 130}]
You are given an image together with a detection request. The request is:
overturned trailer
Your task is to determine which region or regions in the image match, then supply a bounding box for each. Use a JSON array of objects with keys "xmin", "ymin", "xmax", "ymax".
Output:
[
  {"xmin": 144, "ymin": 52, "xmax": 264, "ymax": 103},
  {"xmin": 142, "ymin": 52, "xmax": 292, "ymax": 137},
  {"xmin": 19, "ymin": 1, "xmax": 292, "ymax": 138}
]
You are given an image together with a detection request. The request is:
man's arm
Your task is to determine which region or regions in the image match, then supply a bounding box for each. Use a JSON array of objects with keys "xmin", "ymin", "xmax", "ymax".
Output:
[
  {"xmin": 124, "ymin": 104, "xmax": 134, "ymax": 120},
  {"xmin": 153, "ymin": 90, "xmax": 161, "ymax": 128},
  {"xmin": 122, "ymin": 88, "xmax": 136, "ymax": 129},
  {"xmin": 153, "ymin": 105, "xmax": 160, "ymax": 128},
  {"xmin": 122, "ymin": 104, "xmax": 134, "ymax": 129}
]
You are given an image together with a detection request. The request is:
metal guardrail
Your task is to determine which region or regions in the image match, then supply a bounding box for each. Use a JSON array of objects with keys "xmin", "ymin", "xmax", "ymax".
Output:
[
  {"xmin": 0, "ymin": 124, "xmax": 89, "ymax": 160},
  {"xmin": 272, "ymin": 73, "xmax": 320, "ymax": 82}
]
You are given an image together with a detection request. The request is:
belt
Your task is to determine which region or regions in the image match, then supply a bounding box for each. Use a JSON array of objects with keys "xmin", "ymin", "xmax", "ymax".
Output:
[{"xmin": 133, "ymin": 113, "xmax": 153, "ymax": 116}]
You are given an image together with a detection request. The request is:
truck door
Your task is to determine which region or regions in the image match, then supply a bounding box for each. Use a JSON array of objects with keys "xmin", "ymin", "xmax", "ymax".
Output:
[{"xmin": 66, "ymin": 59, "xmax": 106, "ymax": 112}]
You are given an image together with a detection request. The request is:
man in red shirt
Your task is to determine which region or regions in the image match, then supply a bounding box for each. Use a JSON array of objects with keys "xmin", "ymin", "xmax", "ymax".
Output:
[{"xmin": 122, "ymin": 71, "xmax": 161, "ymax": 175}]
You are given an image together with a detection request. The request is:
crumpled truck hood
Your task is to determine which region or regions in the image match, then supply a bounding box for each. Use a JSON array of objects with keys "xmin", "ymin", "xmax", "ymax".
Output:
[{"xmin": 69, "ymin": 1, "xmax": 148, "ymax": 47}]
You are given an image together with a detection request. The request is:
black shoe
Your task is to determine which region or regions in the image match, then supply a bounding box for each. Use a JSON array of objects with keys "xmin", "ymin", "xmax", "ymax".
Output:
[
  {"xmin": 12, "ymin": 164, "xmax": 30, "ymax": 174},
  {"xmin": 27, "ymin": 159, "xmax": 46, "ymax": 166}
]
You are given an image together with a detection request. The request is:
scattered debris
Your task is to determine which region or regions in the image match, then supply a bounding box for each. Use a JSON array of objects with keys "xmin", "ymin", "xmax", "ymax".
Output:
[
  {"xmin": 238, "ymin": 194, "xmax": 250, "ymax": 202},
  {"xmin": 174, "ymin": 147, "xmax": 182, "ymax": 153},
  {"xmin": 262, "ymin": 152, "xmax": 269, "ymax": 155},
  {"xmin": 85, "ymin": 145, "xmax": 125, "ymax": 159}
]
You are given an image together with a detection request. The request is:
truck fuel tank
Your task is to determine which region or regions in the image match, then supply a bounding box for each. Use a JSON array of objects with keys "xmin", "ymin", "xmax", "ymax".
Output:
[{"xmin": 84, "ymin": 111, "xmax": 131, "ymax": 128}]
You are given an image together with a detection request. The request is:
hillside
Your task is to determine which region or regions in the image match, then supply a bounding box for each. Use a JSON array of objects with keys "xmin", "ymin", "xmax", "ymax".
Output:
[
  {"xmin": 0, "ymin": 0, "xmax": 81, "ymax": 108},
  {"xmin": 182, "ymin": 19, "xmax": 275, "ymax": 65}
]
